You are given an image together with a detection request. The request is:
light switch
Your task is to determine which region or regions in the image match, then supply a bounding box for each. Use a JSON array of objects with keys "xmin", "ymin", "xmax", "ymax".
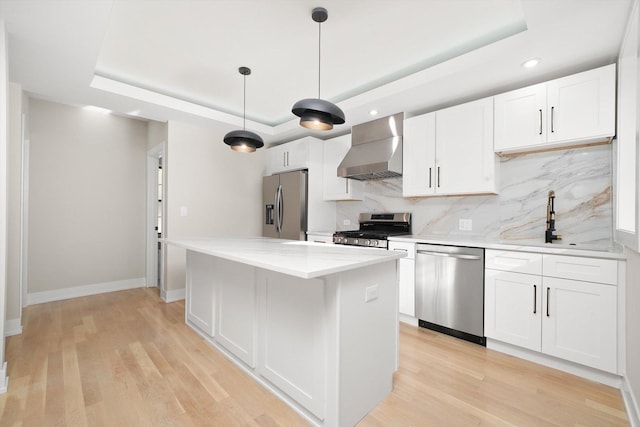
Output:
[
  {"xmin": 180, "ymin": 206, "xmax": 188, "ymax": 217},
  {"xmin": 343, "ymin": 219, "xmax": 351, "ymax": 226}
]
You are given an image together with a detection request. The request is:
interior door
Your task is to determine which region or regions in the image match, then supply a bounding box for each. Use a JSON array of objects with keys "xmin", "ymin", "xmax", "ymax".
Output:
[
  {"xmin": 278, "ymin": 170, "xmax": 307, "ymax": 240},
  {"xmin": 262, "ymin": 174, "xmax": 280, "ymax": 238}
]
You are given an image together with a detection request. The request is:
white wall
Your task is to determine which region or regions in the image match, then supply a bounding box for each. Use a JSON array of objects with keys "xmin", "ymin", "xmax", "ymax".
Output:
[
  {"xmin": 5, "ymin": 83, "xmax": 22, "ymax": 331},
  {"xmin": 625, "ymin": 249, "xmax": 640, "ymax": 423},
  {"xmin": 147, "ymin": 120, "xmax": 167, "ymax": 151},
  {"xmin": 0, "ymin": 18, "xmax": 9, "ymax": 392},
  {"xmin": 27, "ymin": 99, "xmax": 148, "ymax": 299},
  {"xmin": 164, "ymin": 120, "xmax": 265, "ymax": 292}
]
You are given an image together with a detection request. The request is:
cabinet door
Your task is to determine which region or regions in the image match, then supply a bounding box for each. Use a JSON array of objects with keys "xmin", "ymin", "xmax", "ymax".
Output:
[
  {"xmin": 389, "ymin": 241, "xmax": 416, "ymax": 316},
  {"xmin": 402, "ymin": 113, "xmax": 436, "ymax": 197},
  {"xmin": 541, "ymin": 277, "xmax": 617, "ymax": 373},
  {"xmin": 547, "ymin": 64, "xmax": 616, "ymax": 144},
  {"xmin": 215, "ymin": 258, "xmax": 257, "ymax": 368},
  {"xmin": 397, "ymin": 258, "xmax": 415, "ymax": 316},
  {"xmin": 485, "ymin": 269, "xmax": 542, "ymax": 351},
  {"xmin": 435, "ymin": 97, "xmax": 497, "ymax": 195},
  {"xmin": 494, "ymin": 83, "xmax": 546, "ymax": 151},
  {"xmin": 285, "ymin": 139, "xmax": 310, "ymax": 171},
  {"xmin": 186, "ymin": 251, "xmax": 216, "ymax": 336},
  {"xmin": 267, "ymin": 139, "xmax": 310, "ymax": 174},
  {"xmin": 323, "ymin": 135, "xmax": 363, "ymax": 200},
  {"xmin": 267, "ymin": 144, "xmax": 288, "ymax": 175}
]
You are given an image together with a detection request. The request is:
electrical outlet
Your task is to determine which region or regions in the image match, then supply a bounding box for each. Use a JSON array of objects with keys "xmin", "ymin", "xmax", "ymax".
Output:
[
  {"xmin": 180, "ymin": 206, "xmax": 188, "ymax": 217},
  {"xmin": 365, "ymin": 285, "xmax": 379, "ymax": 302},
  {"xmin": 343, "ymin": 219, "xmax": 351, "ymax": 226},
  {"xmin": 459, "ymin": 219, "xmax": 472, "ymax": 231}
]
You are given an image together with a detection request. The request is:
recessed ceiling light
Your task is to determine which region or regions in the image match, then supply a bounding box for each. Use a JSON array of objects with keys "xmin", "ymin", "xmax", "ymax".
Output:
[
  {"xmin": 522, "ymin": 58, "xmax": 541, "ymax": 69},
  {"xmin": 369, "ymin": 109, "xmax": 378, "ymax": 116}
]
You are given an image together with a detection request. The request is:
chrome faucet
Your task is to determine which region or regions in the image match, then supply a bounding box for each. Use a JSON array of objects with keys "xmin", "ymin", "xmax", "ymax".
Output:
[{"xmin": 545, "ymin": 190, "xmax": 562, "ymax": 243}]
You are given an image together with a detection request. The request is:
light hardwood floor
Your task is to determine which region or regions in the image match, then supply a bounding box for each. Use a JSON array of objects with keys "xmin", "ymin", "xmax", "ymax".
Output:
[{"xmin": 0, "ymin": 288, "xmax": 629, "ymax": 426}]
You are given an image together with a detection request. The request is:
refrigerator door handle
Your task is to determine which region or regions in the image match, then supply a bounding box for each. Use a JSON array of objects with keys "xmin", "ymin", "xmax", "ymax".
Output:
[
  {"xmin": 276, "ymin": 184, "xmax": 283, "ymax": 233},
  {"xmin": 274, "ymin": 186, "xmax": 280, "ymax": 233}
]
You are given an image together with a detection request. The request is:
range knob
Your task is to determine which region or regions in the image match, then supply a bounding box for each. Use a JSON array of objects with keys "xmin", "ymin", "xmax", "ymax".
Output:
[
  {"xmin": 370, "ymin": 240, "xmax": 378, "ymax": 247},
  {"xmin": 364, "ymin": 240, "xmax": 370, "ymax": 246},
  {"xmin": 353, "ymin": 239, "xmax": 359, "ymax": 245}
]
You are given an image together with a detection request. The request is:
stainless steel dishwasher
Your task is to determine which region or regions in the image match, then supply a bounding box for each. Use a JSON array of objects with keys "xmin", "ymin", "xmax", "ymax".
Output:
[{"xmin": 415, "ymin": 244, "xmax": 485, "ymax": 345}]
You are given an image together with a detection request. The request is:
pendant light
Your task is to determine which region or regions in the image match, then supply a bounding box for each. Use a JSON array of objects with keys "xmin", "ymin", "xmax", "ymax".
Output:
[
  {"xmin": 291, "ymin": 7, "xmax": 345, "ymax": 131},
  {"xmin": 224, "ymin": 66, "xmax": 264, "ymax": 153}
]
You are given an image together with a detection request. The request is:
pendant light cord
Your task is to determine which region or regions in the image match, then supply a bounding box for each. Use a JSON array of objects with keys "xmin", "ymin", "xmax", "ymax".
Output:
[
  {"xmin": 318, "ymin": 20, "xmax": 321, "ymax": 99},
  {"xmin": 243, "ymin": 73, "xmax": 247, "ymax": 130}
]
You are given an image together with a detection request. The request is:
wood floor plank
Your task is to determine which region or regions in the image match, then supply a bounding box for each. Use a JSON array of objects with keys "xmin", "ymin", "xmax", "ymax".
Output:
[{"xmin": 0, "ymin": 288, "xmax": 629, "ymax": 426}]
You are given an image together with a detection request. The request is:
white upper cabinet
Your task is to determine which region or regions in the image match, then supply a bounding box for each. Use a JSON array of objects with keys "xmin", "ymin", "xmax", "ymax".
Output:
[
  {"xmin": 495, "ymin": 64, "xmax": 616, "ymax": 154},
  {"xmin": 436, "ymin": 97, "xmax": 497, "ymax": 195},
  {"xmin": 267, "ymin": 137, "xmax": 313, "ymax": 175},
  {"xmin": 402, "ymin": 113, "xmax": 436, "ymax": 197},
  {"xmin": 323, "ymin": 134, "xmax": 364, "ymax": 201},
  {"xmin": 494, "ymin": 83, "xmax": 546, "ymax": 151},
  {"xmin": 403, "ymin": 97, "xmax": 498, "ymax": 197}
]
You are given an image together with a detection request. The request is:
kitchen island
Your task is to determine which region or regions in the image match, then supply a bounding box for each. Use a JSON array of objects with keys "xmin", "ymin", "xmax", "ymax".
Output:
[{"xmin": 165, "ymin": 237, "xmax": 406, "ymax": 427}]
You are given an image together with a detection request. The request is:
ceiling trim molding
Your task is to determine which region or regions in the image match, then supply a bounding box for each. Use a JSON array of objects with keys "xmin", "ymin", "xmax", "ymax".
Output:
[{"xmin": 90, "ymin": 74, "xmax": 277, "ymax": 135}]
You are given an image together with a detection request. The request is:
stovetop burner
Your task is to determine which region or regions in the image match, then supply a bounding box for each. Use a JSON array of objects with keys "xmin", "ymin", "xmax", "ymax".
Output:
[{"xmin": 333, "ymin": 213, "xmax": 411, "ymax": 248}]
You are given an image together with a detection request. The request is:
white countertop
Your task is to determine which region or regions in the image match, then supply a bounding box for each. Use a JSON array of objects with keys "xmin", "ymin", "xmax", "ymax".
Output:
[
  {"xmin": 165, "ymin": 237, "xmax": 405, "ymax": 279},
  {"xmin": 389, "ymin": 235, "xmax": 626, "ymax": 260}
]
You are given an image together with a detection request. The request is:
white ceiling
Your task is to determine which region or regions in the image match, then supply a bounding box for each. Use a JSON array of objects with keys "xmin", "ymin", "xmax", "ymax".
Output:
[{"xmin": 0, "ymin": 0, "xmax": 633, "ymax": 146}]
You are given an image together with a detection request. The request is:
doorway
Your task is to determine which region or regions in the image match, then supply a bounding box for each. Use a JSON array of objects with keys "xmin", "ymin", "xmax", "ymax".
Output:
[{"xmin": 146, "ymin": 144, "xmax": 164, "ymax": 293}]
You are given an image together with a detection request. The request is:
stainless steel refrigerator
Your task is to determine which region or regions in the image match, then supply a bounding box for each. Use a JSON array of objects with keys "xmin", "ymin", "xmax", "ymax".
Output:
[{"xmin": 262, "ymin": 170, "xmax": 308, "ymax": 240}]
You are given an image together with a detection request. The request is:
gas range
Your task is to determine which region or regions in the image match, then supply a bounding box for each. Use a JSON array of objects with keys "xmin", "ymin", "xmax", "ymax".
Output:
[{"xmin": 333, "ymin": 213, "xmax": 411, "ymax": 249}]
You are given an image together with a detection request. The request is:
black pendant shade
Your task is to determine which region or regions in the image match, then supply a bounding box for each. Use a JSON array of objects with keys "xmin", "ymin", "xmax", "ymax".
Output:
[
  {"xmin": 291, "ymin": 7, "xmax": 345, "ymax": 131},
  {"xmin": 224, "ymin": 129, "xmax": 264, "ymax": 153},
  {"xmin": 224, "ymin": 66, "xmax": 263, "ymax": 153},
  {"xmin": 292, "ymin": 98, "xmax": 345, "ymax": 131}
]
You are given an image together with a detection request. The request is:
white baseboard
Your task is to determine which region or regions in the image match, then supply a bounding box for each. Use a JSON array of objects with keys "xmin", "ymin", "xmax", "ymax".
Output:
[
  {"xmin": 623, "ymin": 376, "xmax": 640, "ymax": 427},
  {"xmin": 161, "ymin": 287, "xmax": 185, "ymax": 303},
  {"xmin": 0, "ymin": 362, "xmax": 8, "ymax": 394},
  {"xmin": 4, "ymin": 318, "xmax": 22, "ymax": 337},
  {"xmin": 487, "ymin": 339, "xmax": 622, "ymax": 388},
  {"xmin": 27, "ymin": 277, "xmax": 146, "ymax": 306},
  {"xmin": 399, "ymin": 314, "xmax": 419, "ymax": 326}
]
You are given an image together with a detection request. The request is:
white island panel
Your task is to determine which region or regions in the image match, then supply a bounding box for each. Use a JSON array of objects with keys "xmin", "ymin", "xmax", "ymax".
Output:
[
  {"xmin": 172, "ymin": 238, "xmax": 403, "ymax": 427},
  {"xmin": 215, "ymin": 259, "xmax": 257, "ymax": 368},
  {"xmin": 185, "ymin": 252, "xmax": 216, "ymax": 335},
  {"xmin": 258, "ymin": 271, "xmax": 327, "ymax": 420}
]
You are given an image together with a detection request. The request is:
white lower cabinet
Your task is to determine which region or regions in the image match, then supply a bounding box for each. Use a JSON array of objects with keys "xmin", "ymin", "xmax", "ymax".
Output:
[
  {"xmin": 485, "ymin": 269, "xmax": 542, "ymax": 351},
  {"xmin": 258, "ymin": 271, "xmax": 326, "ymax": 420},
  {"xmin": 541, "ymin": 276, "xmax": 617, "ymax": 372},
  {"xmin": 388, "ymin": 241, "xmax": 415, "ymax": 317},
  {"xmin": 485, "ymin": 249, "xmax": 619, "ymax": 373}
]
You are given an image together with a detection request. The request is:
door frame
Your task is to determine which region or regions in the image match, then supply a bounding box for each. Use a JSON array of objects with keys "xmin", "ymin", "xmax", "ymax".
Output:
[{"xmin": 146, "ymin": 143, "xmax": 164, "ymax": 290}]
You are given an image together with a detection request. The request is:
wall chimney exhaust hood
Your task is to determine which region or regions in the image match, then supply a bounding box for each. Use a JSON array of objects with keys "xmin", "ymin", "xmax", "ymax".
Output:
[{"xmin": 337, "ymin": 112, "xmax": 403, "ymax": 181}]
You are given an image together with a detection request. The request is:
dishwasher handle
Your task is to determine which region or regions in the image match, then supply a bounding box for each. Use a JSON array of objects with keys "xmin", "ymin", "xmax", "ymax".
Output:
[{"xmin": 416, "ymin": 250, "xmax": 482, "ymax": 260}]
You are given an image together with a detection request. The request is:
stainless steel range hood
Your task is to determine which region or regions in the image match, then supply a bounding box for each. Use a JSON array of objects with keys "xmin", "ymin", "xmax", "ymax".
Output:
[{"xmin": 337, "ymin": 112, "xmax": 403, "ymax": 181}]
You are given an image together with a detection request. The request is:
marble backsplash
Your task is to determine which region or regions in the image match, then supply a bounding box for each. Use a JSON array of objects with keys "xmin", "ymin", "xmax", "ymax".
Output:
[{"xmin": 336, "ymin": 144, "xmax": 616, "ymax": 249}]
